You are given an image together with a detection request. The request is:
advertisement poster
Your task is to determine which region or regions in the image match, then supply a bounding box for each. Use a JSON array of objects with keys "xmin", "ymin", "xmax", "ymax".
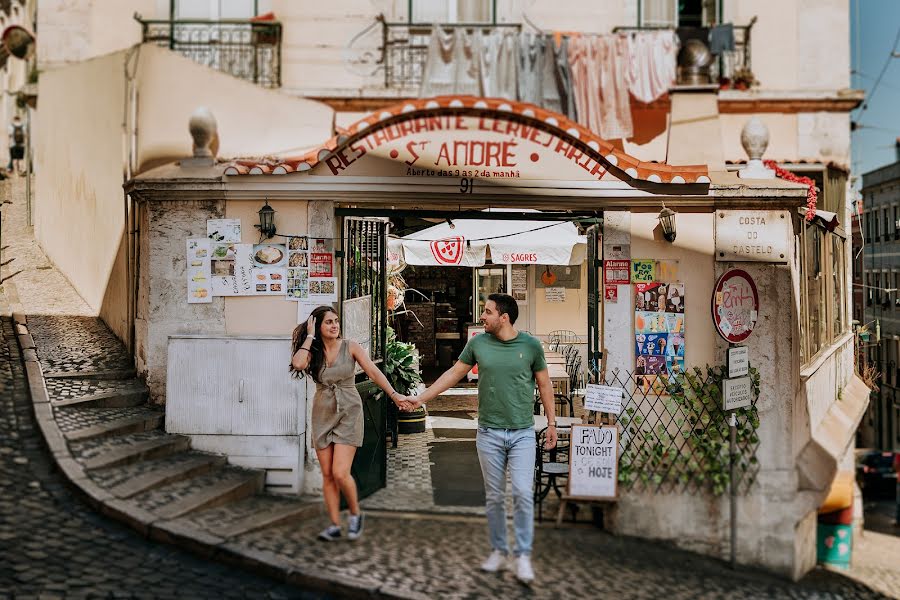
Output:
[
  {"xmin": 309, "ymin": 238, "xmax": 334, "ymax": 278},
  {"xmin": 604, "ymin": 260, "xmax": 631, "ymax": 285},
  {"xmin": 210, "ymin": 243, "xmax": 286, "ymax": 296},
  {"xmin": 252, "ymin": 244, "xmax": 287, "ymax": 268},
  {"xmin": 631, "ymin": 259, "xmax": 655, "ymax": 283},
  {"xmin": 308, "ymin": 277, "xmax": 338, "ymax": 302},
  {"xmin": 287, "ymin": 268, "xmax": 309, "ymax": 300},
  {"xmin": 187, "ymin": 239, "xmax": 212, "ymax": 303},
  {"xmin": 511, "ymin": 266, "xmax": 528, "ymax": 304},
  {"xmin": 207, "ymin": 219, "xmax": 241, "ymax": 243},
  {"xmin": 634, "ymin": 281, "xmax": 686, "ymax": 395}
]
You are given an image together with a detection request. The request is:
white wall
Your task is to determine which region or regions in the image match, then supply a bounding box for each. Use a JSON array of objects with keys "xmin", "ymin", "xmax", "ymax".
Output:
[{"xmin": 35, "ymin": 44, "xmax": 334, "ymax": 344}]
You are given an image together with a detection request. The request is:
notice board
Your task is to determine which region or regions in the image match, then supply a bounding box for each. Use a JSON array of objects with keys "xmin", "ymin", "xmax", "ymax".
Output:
[{"xmin": 567, "ymin": 425, "xmax": 619, "ymax": 500}]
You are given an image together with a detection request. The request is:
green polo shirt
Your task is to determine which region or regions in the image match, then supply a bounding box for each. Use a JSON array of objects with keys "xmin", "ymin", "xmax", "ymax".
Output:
[{"xmin": 458, "ymin": 331, "xmax": 547, "ymax": 429}]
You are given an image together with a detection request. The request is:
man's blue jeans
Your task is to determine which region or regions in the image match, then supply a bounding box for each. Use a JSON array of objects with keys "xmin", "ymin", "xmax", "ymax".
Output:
[{"xmin": 476, "ymin": 426, "xmax": 536, "ymax": 557}]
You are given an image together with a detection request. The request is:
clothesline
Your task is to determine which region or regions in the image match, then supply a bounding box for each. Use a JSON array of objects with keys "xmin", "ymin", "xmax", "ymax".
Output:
[{"xmin": 419, "ymin": 26, "xmax": 679, "ymax": 140}]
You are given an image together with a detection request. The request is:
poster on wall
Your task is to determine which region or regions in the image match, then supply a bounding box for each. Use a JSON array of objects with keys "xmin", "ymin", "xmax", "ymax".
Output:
[
  {"xmin": 634, "ymin": 281, "xmax": 685, "ymax": 395},
  {"xmin": 511, "ymin": 266, "xmax": 528, "ymax": 304},
  {"xmin": 209, "ymin": 243, "xmax": 287, "ymax": 296},
  {"xmin": 309, "ymin": 277, "xmax": 338, "ymax": 302},
  {"xmin": 545, "ymin": 287, "xmax": 566, "ymax": 302},
  {"xmin": 287, "ymin": 268, "xmax": 310, "ymax": 300},
  {"xmin": 252, "ymin": 244, "xmax": 287, "ymax": 268},
  {"xmin": 535, "ymin": 265, "xmax": 581, "ymax": 289},
  {"xmin": 309, "ymin": 238, "xmax": 334, "ymax": 278},
  {"xmin": 186, "ymin": 239, "xmax": 212, "ymax": 303},
  {"xmin": 207, "ymin": 219, "xmax": 241, "ymax": 243}
]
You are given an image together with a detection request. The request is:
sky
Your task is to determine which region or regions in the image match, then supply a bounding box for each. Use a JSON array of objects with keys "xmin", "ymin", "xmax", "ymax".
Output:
[{"xmin": 851, "ymin": 0, "xmax": 900, "ymax": 181}]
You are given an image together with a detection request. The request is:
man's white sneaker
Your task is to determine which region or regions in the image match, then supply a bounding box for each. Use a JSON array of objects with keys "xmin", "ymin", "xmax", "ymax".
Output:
[
  {"xmin": 480, "ymin": 550, "xmax": 508, "ymax": 573},
  {"xmin": 515, "ymin": 555, "xmax": 534, "ymax": 584}
]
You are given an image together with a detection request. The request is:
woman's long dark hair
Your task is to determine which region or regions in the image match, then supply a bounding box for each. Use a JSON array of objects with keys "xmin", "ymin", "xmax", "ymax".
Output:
[{"xmin": 290, "ymin": 306, "xmax": 339, "ymax": 383}]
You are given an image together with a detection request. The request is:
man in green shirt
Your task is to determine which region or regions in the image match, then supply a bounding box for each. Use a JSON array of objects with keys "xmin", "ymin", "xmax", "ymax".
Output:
[{"xmin": 404, "ymin": 293, "xmax": 557, "ymax": 584}]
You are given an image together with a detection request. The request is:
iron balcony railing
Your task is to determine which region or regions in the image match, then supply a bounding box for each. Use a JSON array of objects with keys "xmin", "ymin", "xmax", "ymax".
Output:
[
  {"xmin": 379, "ymin": 18, "xmax": 521, "ymax": 91},
  {"xmin": 137, "ymin": 15, "xmax": 282, "ymax": 88},
  {"xmin": 614, "ymin": 18, "xmax": 756, "ymax": 88}
]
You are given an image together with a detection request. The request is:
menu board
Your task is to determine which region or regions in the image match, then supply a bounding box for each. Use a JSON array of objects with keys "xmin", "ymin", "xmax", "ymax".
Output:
[
  {"xmin": 634, "ymin": 281, "xmax": 685, "ymax": 395},
  {"xmin": 186, "ymin": 239, "xmax": 211, "ymax": 303},
  {"xmin": 567, "ymin": 425, "xmax": 618, "ymax": 500}
]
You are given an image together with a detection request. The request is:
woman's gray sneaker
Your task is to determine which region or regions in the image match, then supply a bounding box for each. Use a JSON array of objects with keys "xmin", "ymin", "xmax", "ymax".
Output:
[
  {"xmin": 317, "ymin": 525, "xmax": 342, "ymax": 542},
  {"xmin": 348, "ymin": 513, "xmax": 364, "ymax": 541}
]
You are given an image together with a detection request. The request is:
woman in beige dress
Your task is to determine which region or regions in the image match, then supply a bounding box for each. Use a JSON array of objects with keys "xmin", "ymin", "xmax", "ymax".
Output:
[{"xmin": 290, "ymin": 306, "xmax": 412, "ymax": 541}]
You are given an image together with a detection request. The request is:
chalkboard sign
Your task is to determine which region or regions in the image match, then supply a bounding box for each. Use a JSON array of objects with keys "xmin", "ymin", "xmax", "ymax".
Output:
[{"xmin": 567, "ymin": 425, "xmax": 619, "ymax": 500}]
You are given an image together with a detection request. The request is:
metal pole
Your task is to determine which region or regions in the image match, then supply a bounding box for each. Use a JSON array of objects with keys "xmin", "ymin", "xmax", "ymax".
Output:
[
  {"xmin": 25, "ymin": 109, "xmax": 31, "ymax": 227},
  {"xmin": 729, "ymin": 410, "xmax": 737, "ymax": 569}
]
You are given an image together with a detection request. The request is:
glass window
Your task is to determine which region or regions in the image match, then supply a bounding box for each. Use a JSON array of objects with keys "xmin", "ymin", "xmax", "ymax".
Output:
[
  {"xmin": 806, "ymin": 224, "xmax": 827, "ymax": 356},
  {"xmin": 412, "ymin": 0, "xmax": 493, "ymax": 23},
  {"xmin": 173, "ymin": 0, "xmax": 261, "ymax": 19},
  {"xmin": 832, "ymin": 235, "xmax": 845, "ymax": 336}
]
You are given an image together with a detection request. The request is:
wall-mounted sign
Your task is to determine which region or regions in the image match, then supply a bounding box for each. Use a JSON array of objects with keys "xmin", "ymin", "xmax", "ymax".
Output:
[
  {"xmin": 535, "ymin": 265, "xmax": 581, "ymax": 289},
  {"xmin": 727, "ymin": 346, "xmax": 749, "ymax": 378},
  {"xmin": 604, "ymin": 260, "xmax": 630, "ymax": 285},
  {"xmin": 723, "ymin": 376, "xmax": 753, "ymax": 410},
  {"xmin": 631, "ymin": 259, "xmax": 655, "ymax": 283},
  {"xmin": 584, "ymin": 384, "xmax": 623, "ymax": 414},
  {"xmin": 715, "ymin": 210, "xmax": 789, "ymax": 263},
  {"xmin": 567, "ymin": 425, "xmax": 618, "ymax": 500},
  {"xmin": 712, "ymin": 269, "xmax": 759, "ymax": 343}
]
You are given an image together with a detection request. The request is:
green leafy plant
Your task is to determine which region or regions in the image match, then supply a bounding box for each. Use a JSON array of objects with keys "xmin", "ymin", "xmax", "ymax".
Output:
[
  {"xmin": 375, "ymin": 327, "xmax": 422, "ymax": 408},
  {"xmin": 616, "ymin": 365, "xmax": 761, "ymax": 496}
]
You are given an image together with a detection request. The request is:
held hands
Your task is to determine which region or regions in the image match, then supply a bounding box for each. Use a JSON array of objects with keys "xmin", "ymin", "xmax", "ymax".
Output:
[{"xmin": 392, "ymin": 394, "xmax": 423, "ymax": 412}]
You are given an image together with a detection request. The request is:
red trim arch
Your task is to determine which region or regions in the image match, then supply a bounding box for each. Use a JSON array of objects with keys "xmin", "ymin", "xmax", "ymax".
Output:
[{"xmin": 223, "ymin": 96, "xmax": 710, "ymax": 186}]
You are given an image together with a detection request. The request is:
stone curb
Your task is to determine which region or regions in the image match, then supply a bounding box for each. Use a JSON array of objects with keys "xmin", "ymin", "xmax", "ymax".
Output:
[{"xmin": 14, "ymin": 318, "xmax": 422, "ymax": 600}]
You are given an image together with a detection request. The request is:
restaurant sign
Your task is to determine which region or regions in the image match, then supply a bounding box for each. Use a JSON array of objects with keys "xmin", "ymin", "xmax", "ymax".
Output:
[
  {"xmin": 712, "ymin": 269, "xmax": 759, "ymax": 343},
  {"xmin": 311, "ymin": 114, "xmax": 615, "ymax": 182},
  {"xmin": 715, "ymin": 210, "xmax": 789, "ymax": 263}
]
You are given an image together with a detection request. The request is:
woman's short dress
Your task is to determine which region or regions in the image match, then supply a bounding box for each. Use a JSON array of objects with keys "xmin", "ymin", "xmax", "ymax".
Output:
[{"xmin": 310, "ymin": 339, "xmax": 364, "ymax": 450}]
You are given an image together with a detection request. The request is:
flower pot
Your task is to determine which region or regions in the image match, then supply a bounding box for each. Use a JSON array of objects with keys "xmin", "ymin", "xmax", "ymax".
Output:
[{"xmin": 397, "ymin": 405, "xmax": 427, "ymax": 434}]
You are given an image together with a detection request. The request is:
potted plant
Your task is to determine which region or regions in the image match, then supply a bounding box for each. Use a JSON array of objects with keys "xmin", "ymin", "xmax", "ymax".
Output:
[{"xmin": 377, "ymin": 327, "xmax": 425, "ymax": 434}]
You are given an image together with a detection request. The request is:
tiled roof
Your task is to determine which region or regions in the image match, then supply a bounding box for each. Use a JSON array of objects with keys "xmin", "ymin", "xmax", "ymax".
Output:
[{"xmin": 223, "ymin": 96, "xmax": 710, "ymax": 184}]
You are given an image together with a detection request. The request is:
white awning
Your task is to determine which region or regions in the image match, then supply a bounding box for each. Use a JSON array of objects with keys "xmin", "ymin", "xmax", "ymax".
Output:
[{"xmin": 389, "ymin": 210, "xmax": 586, "ymax": 267}]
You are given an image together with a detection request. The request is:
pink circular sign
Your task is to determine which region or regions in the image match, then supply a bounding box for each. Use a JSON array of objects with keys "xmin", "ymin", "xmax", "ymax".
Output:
[{"xmin": 711, "ymin": 269, "xmax": 759, "ymax": 343}]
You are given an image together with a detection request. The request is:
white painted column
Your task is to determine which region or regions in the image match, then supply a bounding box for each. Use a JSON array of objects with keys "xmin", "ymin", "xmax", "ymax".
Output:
[{"xmin": 602, "ymin": 211, "xmax": 633, "ymax": 379}]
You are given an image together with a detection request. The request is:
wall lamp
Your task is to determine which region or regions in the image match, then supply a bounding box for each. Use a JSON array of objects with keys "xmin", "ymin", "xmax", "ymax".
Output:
[
  {"xmin": 256, "ymin": 200, "xmax": 277, "ymax": 239},
  {"xmin": 658, "ymin": 203, "xmax": 677, "ymax": 243}
]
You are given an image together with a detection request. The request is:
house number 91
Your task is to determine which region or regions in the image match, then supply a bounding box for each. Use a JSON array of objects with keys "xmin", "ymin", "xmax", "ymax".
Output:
[{"xmin": 459, "ymin": 178, "xmax": 474, "ymax": 194}]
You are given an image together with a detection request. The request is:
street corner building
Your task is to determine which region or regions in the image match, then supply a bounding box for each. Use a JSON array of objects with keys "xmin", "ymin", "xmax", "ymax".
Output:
[{"xmin": 25, "ymin": 0, "xmax": 867, "ymax": 583}]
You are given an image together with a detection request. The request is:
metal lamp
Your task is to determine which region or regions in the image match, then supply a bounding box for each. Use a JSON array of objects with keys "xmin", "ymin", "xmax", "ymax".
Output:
[
  {"xmin": 256, "ymin": 201, "xmax": 277, "ymax": 239},
  {"xmin": 658, "ymin": 204, "xmax": 677, "ymax": 243}
]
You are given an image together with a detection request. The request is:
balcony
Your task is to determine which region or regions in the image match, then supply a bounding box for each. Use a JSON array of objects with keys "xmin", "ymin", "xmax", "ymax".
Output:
[
  {"xmin": 137, "ymin": 15, "xmax": 282, "ymax": 88},
  {"xmin": 613, "ymin": 18, "xmax": 756, "ymax": 89},
  {"xmin": 379, "ymin": 18, "xmax": 521, "ymax": 91},
  {"xmin": 376, "ymin": 18, "xmax": 753, "ymax": 93}
]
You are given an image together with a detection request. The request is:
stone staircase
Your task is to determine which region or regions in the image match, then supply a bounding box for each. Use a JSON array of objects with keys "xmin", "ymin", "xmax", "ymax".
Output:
[{"xmin": 18, "ymin": 314, "xmax": 320, "ymax": 547}]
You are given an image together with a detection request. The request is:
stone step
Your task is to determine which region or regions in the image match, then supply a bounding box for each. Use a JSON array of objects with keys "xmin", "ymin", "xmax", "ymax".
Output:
[
  {"xmin": 177, "ymin": 494, "xmax": 321, "ymax": 539},
  {"xmin": 62, "ymin": 407, "xmax": 163, "ymax": 442},
  {"xmin": 52, "ymin": 387, "xmax": 149, "ymax": 408},
  {"xmin": 133, "ymin": 466, "xmax": 265, "ymax": 521},
  {"xmin": 43, "ymin": 368, "xmax": 137, "ymax": 380},
  {"xmin": 72, "ymin": 431, "xmax": 191, "ymax": 471},
  {"xmin": 92, "ymin": 452, "xmax": 228, "ymax": 499}
]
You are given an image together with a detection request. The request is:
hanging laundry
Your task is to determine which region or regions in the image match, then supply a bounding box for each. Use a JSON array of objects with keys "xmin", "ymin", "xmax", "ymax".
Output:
[
  {"xmin": 517, "ymin": 33, "xmax": 562, "ymax": 113},
  {"xmin": 597, "ymin": 35, "xmax": 633, "ymax": 140},
  {"xmin": 708, "ymin": 23, "xmax": 735, "ymax": 54},
  {"xmin": 554, "ymin": 36, "xmax": 578, "ymax": 121},
  {"xmin": 420, "ymin": 27, "xmax": 482, "ymax": 97},
  {"xmin": 479, "ymin": 29, "xmax": 518, "ymax": 100},
  {"xmin": 568, "ymin": 35, "xmax": 633, "ymax": 140},
  {"xmin": 567, "ymin": 36, "xmax": 601, "ymax": 135},
  {"xmin": 626, "ymin": 30, "xmax": 679, "ymax": 104}
]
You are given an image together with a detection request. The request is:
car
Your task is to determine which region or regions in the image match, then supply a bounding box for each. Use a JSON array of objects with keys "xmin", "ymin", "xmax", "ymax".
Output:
[{"xmin": 856, "ymin": 450, "xmax": 898, "ymax": 497}]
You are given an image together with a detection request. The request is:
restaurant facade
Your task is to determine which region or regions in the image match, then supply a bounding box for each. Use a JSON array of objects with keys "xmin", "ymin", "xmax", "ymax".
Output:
[{"xmin": 123, "ymin": 93, "xmax": 868, "ymax": 580}]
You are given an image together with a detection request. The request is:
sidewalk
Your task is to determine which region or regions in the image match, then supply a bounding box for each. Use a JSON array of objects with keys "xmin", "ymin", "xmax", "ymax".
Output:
[{"xmin": 2, "ymin": 176, "xmax": 899, "ymax": 599}]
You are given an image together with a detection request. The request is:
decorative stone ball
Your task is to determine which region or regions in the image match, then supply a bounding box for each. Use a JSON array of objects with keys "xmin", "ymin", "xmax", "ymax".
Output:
[
  {"xmin": 740, "ymin": 116, "xmax": 770, "ymax": 161},
  {"xmin": 189, "ymin": 107, "xmax": 218, "ymax": 158}
]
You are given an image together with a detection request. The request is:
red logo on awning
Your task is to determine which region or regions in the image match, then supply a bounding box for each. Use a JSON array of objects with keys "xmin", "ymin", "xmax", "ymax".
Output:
[{"xmin": 431, "ymin": 237, "xmax": 465, "ymax": 265}]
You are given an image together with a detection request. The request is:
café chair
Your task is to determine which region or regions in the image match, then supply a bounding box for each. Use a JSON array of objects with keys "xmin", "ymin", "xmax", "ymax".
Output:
[{"xmin": 534, "ymin": 426, "xmax": 571, "ymax": 522}]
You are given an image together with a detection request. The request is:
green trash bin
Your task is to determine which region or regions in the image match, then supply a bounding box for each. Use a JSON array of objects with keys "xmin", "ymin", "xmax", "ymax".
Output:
[{"xmin": 816, "ymin": 522, "xmax": 852, "ymax": 569}]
